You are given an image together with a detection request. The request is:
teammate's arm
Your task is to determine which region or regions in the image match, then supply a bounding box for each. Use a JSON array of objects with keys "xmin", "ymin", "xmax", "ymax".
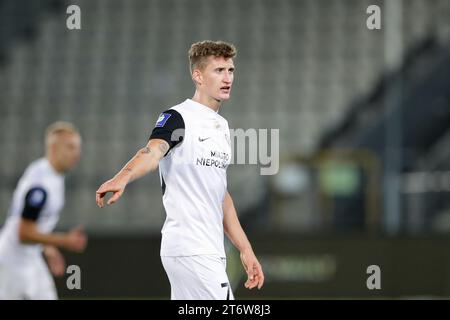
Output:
[
  {"xmin": 43, "ymin": 245, "xmax": 66, "ymax": 277},
  {"xmin": 19, "ymin": 218, "xmax": 87, "ymax": 252},
  {"xmin": 96, "ymin": 138, "xmax": 169, "ymax": 207},
  {"xmin": 17, "ymin": 187, "xmax": 87, "ymax": 252},
  {"xmin": 223, "ymin": 191, "xmax": 265, "ymax": 290},
  {"xmin": 19, "ymin": 220, "xmax": 86, "ymax": 252}
]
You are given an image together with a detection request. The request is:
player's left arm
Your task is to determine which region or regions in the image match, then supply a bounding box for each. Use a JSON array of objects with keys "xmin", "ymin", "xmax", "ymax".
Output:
[
  {"xmin": 43, "ymin": 245, "xmax": 66, "ymax": 277},
  {"xmin": 223, "ymin": 190, "xmax": 264, "ymax": 290}
]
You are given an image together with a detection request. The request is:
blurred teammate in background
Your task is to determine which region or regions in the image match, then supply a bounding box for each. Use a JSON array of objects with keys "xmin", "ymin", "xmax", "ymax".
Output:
[
  {"xmin": 96, "ymin": 40, "xmax": 264, "ymax": 300},
  {"xmin": 0, "ymin": 121, "xmax": 87, "ymax": 300}
]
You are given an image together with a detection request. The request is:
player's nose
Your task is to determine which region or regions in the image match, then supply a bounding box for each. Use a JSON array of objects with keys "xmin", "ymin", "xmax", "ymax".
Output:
[{"xmin": 223, "ymin": 73, "xmax": 232, "ymax": 84}]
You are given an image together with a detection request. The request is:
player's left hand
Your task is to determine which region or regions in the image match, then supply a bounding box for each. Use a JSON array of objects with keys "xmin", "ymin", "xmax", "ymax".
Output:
[
  {"xmin": 240, "ymin": 249, "xmax": 265, "ymax": 290},
  {"xmin": 44, "ymin": 246, "xmax": 66, "ymax": 277}
]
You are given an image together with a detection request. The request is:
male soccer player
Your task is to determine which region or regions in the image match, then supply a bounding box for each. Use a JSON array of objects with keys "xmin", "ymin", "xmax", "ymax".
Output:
[
  {"xmin": 0, "ymin": 121, "xmax": 87, "ymax": 300},
  {"xmin": 96, "ymin": 40, "xmax": 264, "ymax": 300}
]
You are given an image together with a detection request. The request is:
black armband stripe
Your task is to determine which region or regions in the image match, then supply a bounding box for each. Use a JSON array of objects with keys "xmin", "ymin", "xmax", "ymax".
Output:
[
  {"xmin": 21, "ymin": 187, "xmax": 47, "ymax": 221},
  {"xmin": 149, "ymin": 109, "xmax": 185, "ymax": 154}
]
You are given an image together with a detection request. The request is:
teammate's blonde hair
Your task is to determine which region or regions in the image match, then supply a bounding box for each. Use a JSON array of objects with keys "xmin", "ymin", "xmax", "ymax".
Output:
[{"xmin": 45, "ymin": 121, "xmax": 79, "ymax": 146}]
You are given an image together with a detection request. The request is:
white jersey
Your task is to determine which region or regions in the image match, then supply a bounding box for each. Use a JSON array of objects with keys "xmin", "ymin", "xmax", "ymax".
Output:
[
  {"xmin": 151, "ymin": 99, "xmax": 232, "ymax": 257},
  {"xmin": 0, "ymin": 158, "xmax": 65, "ymax": 266}
]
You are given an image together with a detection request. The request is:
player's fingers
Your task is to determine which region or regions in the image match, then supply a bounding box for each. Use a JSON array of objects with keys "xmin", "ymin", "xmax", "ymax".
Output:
[
  {"xmin": 258, "ymin": 272, "xmax": 264, "ymax": 290},
  {"xmin": 95, "ymin": 191, "xmax": 100, "ymax": 207},
  {"xmin": 96, "ymin": 190, "xmax": 105, "ymax": 207},
  {"xmin": 107, "ymin": 190, "xmax": 122, "ymax": 205},
  {"xmin": 250, "ymin": 272, "xmax": 260, "ymax": 288},
  {"xmin": 246, "ymin": 277, "xmax": 258, "ymax": 289},
  {"xmin": 96, "ymin": 185, "xmax": 108, "ymax": 195},
  {"xmin": 96, "ymin": 183, "xmax": 115, "ymax": 205},
  {"xmin": 54, "ymin": 263, "xmax": 65, "ymax": 277},
  {"xmin": 107, "ymin": 194, "xmax": 117, "ymax": 205},
  {"xmin": 74, "ymin": 239, "xmax": 86, "ymax": 252},
  {"xmin": 247, "ymin": 263, "xmax": 255, "ymax": 280},
  {"xmin": 245, "ymin": 268, "xmax": 258, "ymax": 289},
  {"xmin": 95, "ymin": 195, "xmax": 99, "ymax": 207},
  {"xmin": 253, "ymin": 263, "xmax": 263, "ymax": 284},
  {"xmin": 249, "ymin": 264, "xmax": 263, "ymax": 289}
]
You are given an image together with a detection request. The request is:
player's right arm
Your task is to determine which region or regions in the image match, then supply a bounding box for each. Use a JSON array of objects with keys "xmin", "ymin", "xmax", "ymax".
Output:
[
  {"xmin": 95, "ymin": 138, "xmax": 169, "ymax": 207},
  {"xmin": 96, "ymin": 109, "xmax": 185, "ymax": 208}
]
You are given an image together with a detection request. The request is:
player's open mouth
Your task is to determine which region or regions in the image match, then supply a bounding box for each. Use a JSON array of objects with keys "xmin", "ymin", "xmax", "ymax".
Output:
[{"xmin": 220, "ymin": 86, "xmax": 230, "ymax": 93}]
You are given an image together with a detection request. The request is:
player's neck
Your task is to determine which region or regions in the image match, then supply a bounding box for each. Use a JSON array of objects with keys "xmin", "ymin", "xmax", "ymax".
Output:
[
  {"xmin": 191, "ymin": 92, "xmax": 221, "ymax": 113},
  {"xmin": 46, "ymin": 156, "xmax": 65, "ymax": 174}
]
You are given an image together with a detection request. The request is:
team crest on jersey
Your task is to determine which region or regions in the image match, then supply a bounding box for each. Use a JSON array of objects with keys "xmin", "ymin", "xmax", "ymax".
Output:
[{"xmin": 155, "ymin": 113, "xmax": 171, "ymax": 127}]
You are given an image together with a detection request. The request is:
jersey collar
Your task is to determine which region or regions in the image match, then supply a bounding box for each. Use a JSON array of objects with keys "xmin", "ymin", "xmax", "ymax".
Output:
[{"xmin": 186, "ymin": 99, "xmax": 220, "ymax": 114}]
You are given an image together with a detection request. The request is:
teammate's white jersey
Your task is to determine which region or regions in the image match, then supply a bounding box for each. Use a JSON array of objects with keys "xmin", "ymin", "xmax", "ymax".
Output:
[
  {"xmin": 0, "ymin": 158, "xmax": 65, "ymax": 266},
  {"xmin": 151, "ymin": 99, "xmax": 232, "ymax": 258}
]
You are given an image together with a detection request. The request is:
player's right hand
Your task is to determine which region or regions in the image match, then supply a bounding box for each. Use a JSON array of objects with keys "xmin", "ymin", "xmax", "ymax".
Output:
[
  {"xmin": 96, "ymin": 178, "xmax": 126, "ymax": 207},
  {"xmin": 65, "ymin": 226, "xmax": 88, "ymax": 253}
]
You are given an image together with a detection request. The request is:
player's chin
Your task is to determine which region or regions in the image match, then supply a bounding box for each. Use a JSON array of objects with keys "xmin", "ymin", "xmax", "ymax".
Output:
[
  {"xmin": 218, "ymin": 94, "xmax": 231, "ymax": 101},
  {"xmin": 217, "ymin": 90, "xmax": 231, "ymax": 100}
]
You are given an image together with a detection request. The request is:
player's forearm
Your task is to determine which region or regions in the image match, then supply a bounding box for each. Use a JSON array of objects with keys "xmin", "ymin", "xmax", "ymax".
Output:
[
  {"xmin": 19, "ymin": 227, "xmax": 68, "ymax": 249},
  {"xmin": 114, "ymin": 146, "xmax": 158, "ymax": 184},
  {"xmin": 223, "ymin": 192, "xmax": 253, "ymax": 254},
  {"xmin": 43, "ymin": 245, "xmax": 59, "ymax": 256},
  {"xmin": 114, "ymin": 140, "xmax": 169, "ymax": 184}
]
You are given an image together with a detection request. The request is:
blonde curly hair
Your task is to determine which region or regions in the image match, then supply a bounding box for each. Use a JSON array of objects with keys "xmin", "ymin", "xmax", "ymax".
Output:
[{"xmin": 188, "ymin": 40, "xmax": 237, "ymax": 73}]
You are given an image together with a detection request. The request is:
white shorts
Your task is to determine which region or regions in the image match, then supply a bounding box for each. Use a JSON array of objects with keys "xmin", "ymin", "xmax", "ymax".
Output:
[
  {"xmin": 161, "ymin": 255, "xmax": 234, "ymax": 300},
  {"xmin": 0, "ymin": 256, "xmax": 57, "ymax": 300}
]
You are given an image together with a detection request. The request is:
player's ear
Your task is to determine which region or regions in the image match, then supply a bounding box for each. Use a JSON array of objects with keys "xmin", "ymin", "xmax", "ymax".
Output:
[{"xmin": 192, "ymin": 69, "xmax": 203, "ymax": 86}]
